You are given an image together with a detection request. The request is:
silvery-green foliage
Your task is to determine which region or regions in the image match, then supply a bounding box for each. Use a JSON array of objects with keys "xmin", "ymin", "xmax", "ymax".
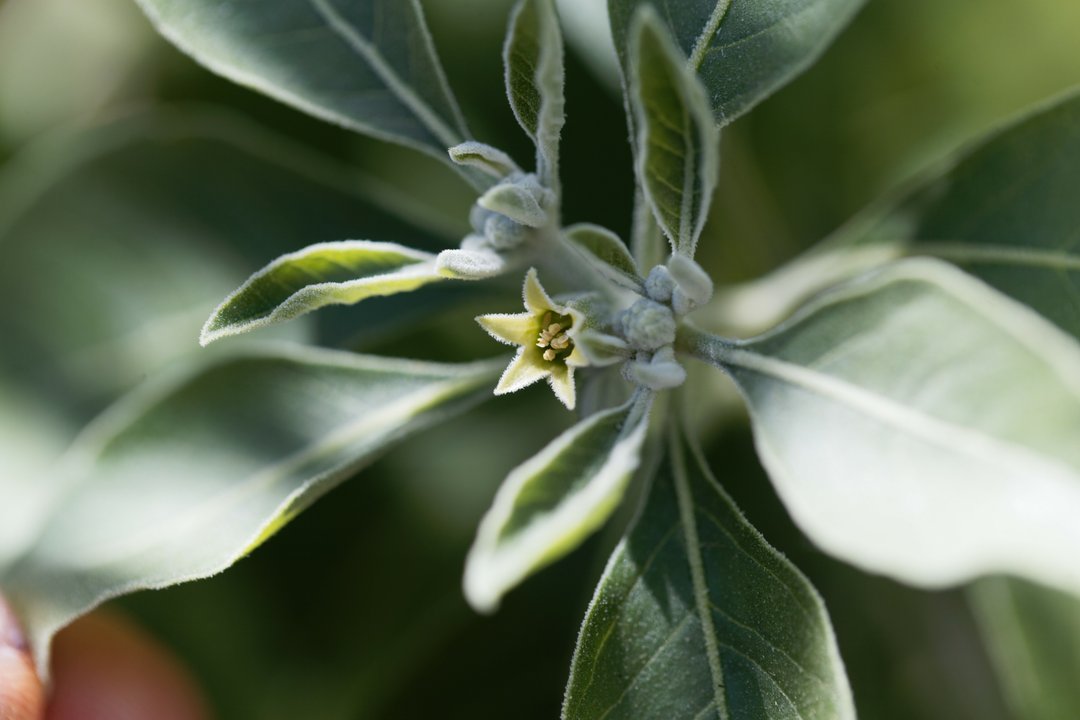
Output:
[
  {"xmin": 683, "ymin": 259, "xmax": 1080, "ymax": 597},
  {"xmin": 130, "ymin": 0, "xmax": 485, "ymax": 186},
  {"xmin": 563, "ymin": 428, "xmax": 855, "ymax": 719},
  {"xmin": 6, "ymin": 0, "xmax": 1080, "ymax": 715},
  {"xmin": 609, "ymin": 0, "xmax": 866, "ymax": 126}
]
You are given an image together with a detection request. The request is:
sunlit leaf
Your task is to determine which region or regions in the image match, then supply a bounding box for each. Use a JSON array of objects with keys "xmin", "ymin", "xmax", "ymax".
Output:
[
  {"xmin": 201, "ymin": 241, "xmax": 446, "ymax": 346},
  {"xmin": 627, "ymin": 10, "xmax": 717, "ymax": 257},
  {"xmin": 504, "ymin": 0, "xmax": 566, "ymax": 191},
  {"xmin": 464, "ymin": 393, "xmax": 652, "ymax": 612},
  {"xmin": 715, "ymin": 90, "xmax": 1080, "ymax": 338},
  {"xmin": 132, "ymin": 0, "xmax": 482, "ymax": 184},
  {"xmin": 609, "ymin": 0, "xmax": 866, "ymax": 126},
  {"xmin": 0, "ymin": 111, "xmax": 454, "ymax": 410},
  {"xmin": 563, "ymin": 425, "xmax": 854, "ymax": 719},
  {"xmin": 848, "ymin": 89, "xmax": 1080, "ymax": 341},
  {"xmin": 684, "ymin": 259, "xmax": 1080, "ymax": 597},
  {"xmin": 0, "ymin": 345, "xmax": 502, "ymax": 677}
]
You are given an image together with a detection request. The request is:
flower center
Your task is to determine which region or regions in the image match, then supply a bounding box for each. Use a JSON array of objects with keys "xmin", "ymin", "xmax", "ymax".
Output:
[{"xmin": 536, "ymin": 312, "xmax": 573, "ymax": 362}]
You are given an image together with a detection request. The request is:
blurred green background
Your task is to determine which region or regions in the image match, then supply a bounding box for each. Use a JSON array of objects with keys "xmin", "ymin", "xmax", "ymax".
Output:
[{"xmin": 2, "ymin": 0, "xmax": 1079, "ymax": 717}]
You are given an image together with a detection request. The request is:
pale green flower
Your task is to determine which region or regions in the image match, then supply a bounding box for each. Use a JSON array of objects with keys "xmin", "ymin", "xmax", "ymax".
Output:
[{"xmin": 476, "ymin": 268, "xmax": 588, "ymax": 409}]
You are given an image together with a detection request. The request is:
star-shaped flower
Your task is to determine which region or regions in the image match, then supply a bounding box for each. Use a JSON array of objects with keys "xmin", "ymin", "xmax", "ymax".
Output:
[{"xmin": 477, "ymin": 268, "xmax": 588, "ymax": 409}]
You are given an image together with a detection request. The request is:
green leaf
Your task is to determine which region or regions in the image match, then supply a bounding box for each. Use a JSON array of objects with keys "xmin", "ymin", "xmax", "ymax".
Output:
[
  {"xmin": 683, "ymin": 259, "xmax": 1080, "ymax": 597},
  {"xmin": 563, "ymin": 425, "xmax": 854, "ymax": 719},
  {"xmin": 201, "ymin": 241, "xmax": 446, "ymax": 346},
  {"xmin": 132, "ymin": 0, "xmax": 475, "ymax": 178},
  {"xmin": 464, "ymin": 393, "xmax": 652, "ymax": 612},
  {"xmin": 609, "ymin": 0, "xmax": 866, "ymax": 126},
  {"xmin": 971, "ymin": 577, "xmax": 1080, "ymax": 720},
  {"xmin": 843, "ymin": 89, "xmax": 1080, "ymax": 342},
  {"xmin": 477, "ymin": 182, "xmax": 549, "ymax": 227},
  {"xmin": 448, "ymin": 141, "xmax": 522, "ymax": 179},
  {"xmin": 564, "ymin": 223, "xmax": 643, "ymax": 291},
  {"xmin": 504, "ymin": 0, "xmax": 566, "ymax": 192},
  {"xmin": 716, "ymin": 90, "xmax": 1080, "ymax": 339},
  {"xmin": 628, "ymin": 10, "xmax": 718, "ymax": 257},
  {"xmin": 0, "ymin": 344, "xmax": 502, "ymax": 677}
]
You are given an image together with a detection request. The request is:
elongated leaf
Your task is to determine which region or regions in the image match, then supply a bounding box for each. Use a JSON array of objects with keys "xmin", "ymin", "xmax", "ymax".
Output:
[
  {"xmin": 563, "ymin": 426, "xmax": 854, "ymax": 719},
  {"xmin": 0, "ymin": 345, "xmax": 502, "ymax": 676},
  {"xmin": 132, "ymin": 0, "xmax": 476, "ymax": 178},
  {"xmin": 684, "ymin": 259, "xmax": 1080, "ymax": 596},
  {"xmin": 628, "ymin": 10, "xmax": 718, "ymax": 257},
  {"xmin": 564, "ymin": 223, "xmax": 643, "ymax": 291},
  {"xmin": 971, "ymin": 577, "xmax": 1080, "ymax": 720},
  {"xmin": 610, "ymin": 0, "xmax": 865, "ymax": 126},
  {"xmin": 201, "ymin": 241, "xmax": 447, "ymax": 345},
  {"xmin": 504, "ymin": 0, "xmax": 566, "ymax": 191},
  {"xmin": 718, "ymin": 90, "xmax": 1080, "ymax": 339},
  {"xmin": 464, "ymin": 393, "xmax": 652, "ymax": 613},
  {"xmin": 844, "ymin": 89, "xmax": 1080, "ymax": 341},
  {"xmin": 0, "ymin": 111, "xmax": 461, "ymax": 411}
]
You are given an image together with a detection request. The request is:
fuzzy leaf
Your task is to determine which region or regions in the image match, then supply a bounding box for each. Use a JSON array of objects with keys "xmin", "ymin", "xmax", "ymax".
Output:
[
  {"xmin": 201, "ymin": 241, "xmax": 445, "ymax": 345},
  {"xmin": 563, "ymin": 426, "xmax": 854, "ymax": 719},
  {"xmin": 464, "ymin": 394, "xmax": 652, "ymax": 612},
  {"xmin": 477, "ymin": 182, "xmax": 548, "ymax": 227},
  {"xmin": 504, "ymin": 0, "xmax": 566, "ymax": 191},
  {"xmin": 0, "ymin": 345, "xmax": 501, "ymax": 676},
  {"xmin": 686, "ymin": 259, "xmax": 1080, "ymax": 597},
  {"xmin": 628, "ymin": 10, "xmax": 718, "ymax": 257},
  {"xmin": 132, "ymin": 0, "xmax": 479, "ymax": 182},
  {"xmin": 971, "ymin": 577, "xmax": 1080, "ymax": 720},
  {"xmin": 717, "ymin": 90, "xmax": 1080, "ymax": 337},
  {"xmin": 843, "ymin": 89, "xmax": 1080, "ymax": 342},
  {"xmin": 609, "ymin": 0, "xmax": 865, "ymax": 126},
  {"xmin": 564, "ymin": 223, "xmax": 643, "ymax": 291},
  {"xmin": 0, "ymin": 110, "xmax": 458, "ymax": 409}
]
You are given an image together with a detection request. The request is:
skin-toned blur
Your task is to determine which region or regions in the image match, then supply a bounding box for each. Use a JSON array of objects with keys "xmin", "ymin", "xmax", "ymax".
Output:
[{"xmin": 1, "ymin": 598, "xmax": 210, "ymax": 720}]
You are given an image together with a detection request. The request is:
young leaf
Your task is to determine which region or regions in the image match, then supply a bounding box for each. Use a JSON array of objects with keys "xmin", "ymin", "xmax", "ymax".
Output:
[
  {"xmin": 0, "ymin": 345, "xmax": 502, "ymax": 677},
  {"xmin": 609, "ymin": 0, "xmax": 866, "ymax": 126},
  {"xmin": 564, "ymin": 223, "xmax": 643, "ymax": 291},
  {"xmin": 504, "ymin": 0, "xmax": 566, "ymax": 193},
  {"xmin": 464, "ymin": 393, "xmax": 652, "ymax": 613},
  {"xmin": 971, "ymin": 577, "xmax": 1080, "ymax": 720},
  {"xmin": 563, "ymin": 426, "xmax": 854, "ymax": 719},
  {"xmin": 200, "ymin": 241, "xmax": 445, "ymax": 346},
  {"xmin": 628, "ymin": 10, "xmax": 718, "ymax": 257},
  {"xmin": 132, "ymin": 0, "xmax": 478, "ymax": 181},
  {"xmin": 683, "ymin": 259, "xmax": 1080, "ymax": 598}
]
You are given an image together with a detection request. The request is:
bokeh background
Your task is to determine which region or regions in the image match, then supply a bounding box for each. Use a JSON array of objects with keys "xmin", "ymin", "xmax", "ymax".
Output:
[{"xmin": 1, "ymin": 0, "xmax": 1079, "ymax": 717}]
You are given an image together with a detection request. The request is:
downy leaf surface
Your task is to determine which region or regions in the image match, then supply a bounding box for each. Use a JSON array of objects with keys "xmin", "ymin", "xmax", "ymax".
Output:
[
  {"xmin": 201, "ymin": 241, "xmax": 446, "ymax": 346},
  {"xmin": 609, "ymin": 0, "xmax": 866, "ymax": 126},
  {"xmin": 971, "ymin": 577, "xmax": 1080, "ymax": 720},
  {"xmin": 686, "ymin": 259, "xmax": 1080, "ymax": 597},
  {"xmin": 1, "ymin": 345, "xmax": 501, "ymax": 676},
  {"xmin": 628, "ymin": 10, "xmax": 717, "ymax": 257},
  {"xmin": 464, "ymin": 394, "xmax": 651, "ymax": 613},
  {"xmin": 563, "ymin": 426, "xmax": 854, "ymax": 719},
  {"xmin": 132, "ymin": 0, "xmax": 480, "ymax": 182},
  {"xmin": 839, "ymin": 89, "xmax": 1080, "ymax": 342}
]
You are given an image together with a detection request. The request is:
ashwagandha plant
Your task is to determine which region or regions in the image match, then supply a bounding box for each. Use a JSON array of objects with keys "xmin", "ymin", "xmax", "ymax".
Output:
[{"xmin": 3, "ymin": 0, "xmax": 1080, "ymax": 716}]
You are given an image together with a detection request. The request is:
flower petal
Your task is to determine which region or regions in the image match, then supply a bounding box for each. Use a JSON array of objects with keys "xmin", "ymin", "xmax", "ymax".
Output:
[
  {"xmin": 523, "ymin": 267, "xmax": 556, "ymax": 314},
  {"xmin": 477, "ymin": 312, "xmax": 537, "ymax": 346},
  {"xmin": 495, "ymin": 348, "xmax": 550, "ymax": 395},
  {"xmin": 547, "ymin": 363, "xmax": 577, "ymax": 410}
]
